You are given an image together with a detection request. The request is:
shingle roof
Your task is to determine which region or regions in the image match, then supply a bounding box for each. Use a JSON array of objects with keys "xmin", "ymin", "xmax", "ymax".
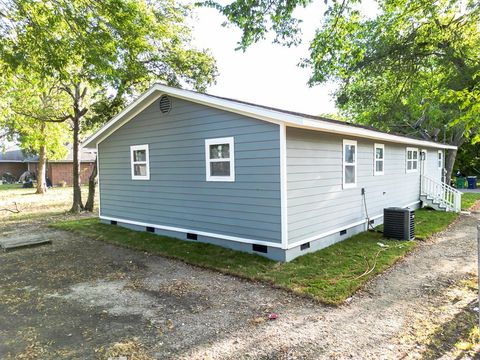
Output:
[
  {"xmin": 0, "ymin": 145, "xmax": 96, "ymax": 163},
  {"xmin": 83, "ymin": 83, "xmax": 456, "ymax": 150}
]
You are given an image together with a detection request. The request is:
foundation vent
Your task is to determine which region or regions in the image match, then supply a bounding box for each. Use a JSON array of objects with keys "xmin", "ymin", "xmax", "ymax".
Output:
[
  {"xmin": 187, "ymin": 233, "xmax": 198, "ymax": 240},
  {"xmin": 252, "ymin": 244, "xmax": 268, "ymax": 253}
]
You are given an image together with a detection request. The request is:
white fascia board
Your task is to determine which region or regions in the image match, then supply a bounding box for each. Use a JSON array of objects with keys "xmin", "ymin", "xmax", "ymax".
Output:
[{"xmin": 82, "ymin": 83, "xmax": 457, "ymax": 150}]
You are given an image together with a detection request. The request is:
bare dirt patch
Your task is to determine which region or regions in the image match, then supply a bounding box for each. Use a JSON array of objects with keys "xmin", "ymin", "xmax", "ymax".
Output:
[{"xmin": 1, "ymin": 194, "xmax": 479, "ymax": 359}]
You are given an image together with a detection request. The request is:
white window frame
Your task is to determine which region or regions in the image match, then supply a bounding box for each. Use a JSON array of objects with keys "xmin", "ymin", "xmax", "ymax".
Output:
[
  {"xmin": 130, "ymin": 144, "xmax": 150, "ymax": 180},
  {"xmin": 205, "ymin": 137, "xmax": 235, "ymax": 182},
  {"xmin": 438, "ymin": 150, "xmax": 443, "ymax": 169},
  {"xmin": 343, "ymin": 139, "xmax": 357, "ymax": 189},
  {"xmin": 374, "ymin": 143, "xmax": 384, "ymax": 176},
  {"xmin": 406, "ymin": 147, "xmax": 419, "ymax": 173}
]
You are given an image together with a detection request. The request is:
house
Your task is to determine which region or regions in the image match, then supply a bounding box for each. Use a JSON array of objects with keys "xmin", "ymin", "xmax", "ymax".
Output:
[
  {"xmin": 0, "ymin": 145, "xmax": 96, "ymax": 186},
  {"xmin": 83, "ymin": 84, "xmax": 459, "ymax": 261},
  {"xmin": 0, "ymin": 146, "xmax": 37, "ymax": 179}
]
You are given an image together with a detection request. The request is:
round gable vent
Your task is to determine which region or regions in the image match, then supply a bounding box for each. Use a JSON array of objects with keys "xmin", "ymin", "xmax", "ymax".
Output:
[{"xmin": 159, "ymin": 95, "xmax": 172, "ymax": 114}]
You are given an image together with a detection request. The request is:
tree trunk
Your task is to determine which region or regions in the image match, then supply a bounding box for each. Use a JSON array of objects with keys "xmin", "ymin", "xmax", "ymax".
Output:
[
  {"xmin": 84, "ymin": 157, "xmax": 97, "ymax": 212},
  {"xmin": 445, "ymin": 148, "xmax": 457, "ymax": 185},
  {"xmin": 70, "ymin": 115, "xmax": 84, "ymax": 213},
  {"xmin": 36, "ymin": 143, "xmax": 47, "ymax": 194},
  {"xmin": 36, "ymin": 121, "xmax": 47, "ymax": 194},
  {"xmin": 444, "ymin": 127, "xmax": 467, "ymax": 185}
]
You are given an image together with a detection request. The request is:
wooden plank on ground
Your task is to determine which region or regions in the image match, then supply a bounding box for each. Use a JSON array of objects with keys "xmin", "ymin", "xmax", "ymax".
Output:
[{"xmin": 0, "ymin": 234, "xmax": 51, "ymax": 251}]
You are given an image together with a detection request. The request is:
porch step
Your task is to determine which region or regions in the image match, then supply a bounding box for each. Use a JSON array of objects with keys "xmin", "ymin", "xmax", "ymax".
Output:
[{"xmin": 420, "ymin": 195, "xmax": 449, "ymax": 212}]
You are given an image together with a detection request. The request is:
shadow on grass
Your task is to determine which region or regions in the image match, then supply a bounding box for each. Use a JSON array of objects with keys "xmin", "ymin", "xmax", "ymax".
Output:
[{"xmin": 421, "ymin": 299, "xmax": 478, "ymax": 360}]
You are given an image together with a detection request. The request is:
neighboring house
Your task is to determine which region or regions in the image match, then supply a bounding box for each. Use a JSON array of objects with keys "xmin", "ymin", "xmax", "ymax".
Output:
[
  {"xmin": 0, "ymin": 145, "xmax": 96, "ymax": 186},
  {"xmin": 0, "ymin": 146, "xmax": 36, "ymax": 179},
  {"xmin": 83, "ymin": 84, "xmax": 459, "ymax": 261}
]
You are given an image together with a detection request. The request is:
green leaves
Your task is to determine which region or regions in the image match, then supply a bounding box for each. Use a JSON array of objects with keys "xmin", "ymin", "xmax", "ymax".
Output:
[{"xmin": 0, "ymin": 0, "xmax": 218, "ymax": 131}]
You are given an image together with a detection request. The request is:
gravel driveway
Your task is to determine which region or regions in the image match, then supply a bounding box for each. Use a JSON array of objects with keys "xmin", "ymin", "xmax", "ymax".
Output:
[{"xmin": 0, "ymin": 213, "xmax": 478, "ymax": 359}]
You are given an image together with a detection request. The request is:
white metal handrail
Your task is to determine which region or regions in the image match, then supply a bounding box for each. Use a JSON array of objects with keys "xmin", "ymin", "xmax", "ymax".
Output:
[{"xmin": 421, "ymin": 175, "xmax": 463, "ymax": 212}]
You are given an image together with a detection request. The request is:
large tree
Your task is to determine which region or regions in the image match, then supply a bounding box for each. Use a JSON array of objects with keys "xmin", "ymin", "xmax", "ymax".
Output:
[
  {"xmin": 0, "ymin": 0, "xmax": 217, "ymax": 211},
  {"xmin": 209, "ymin": 0, "xmax": 480, "ymax": 182},
  {"xmin": 0, "ymin": 70, "xmax": 70, "ymax": 194}
]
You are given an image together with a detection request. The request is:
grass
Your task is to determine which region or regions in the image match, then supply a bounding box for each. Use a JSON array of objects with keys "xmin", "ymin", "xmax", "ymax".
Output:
[
  {"xmin": 0, "ymin": 183, "xmax": 23, "ymax": 191},
  {"xmin": 415, "ymin": 208, "xmax": 459, "ymax": 239},
  {"xmin": 51, "ymin": 207, "xmax": 458, "ymax": 304},
  {"xmin": 461, "ymin": 192, "xmax": 480, "ymax": 210}
]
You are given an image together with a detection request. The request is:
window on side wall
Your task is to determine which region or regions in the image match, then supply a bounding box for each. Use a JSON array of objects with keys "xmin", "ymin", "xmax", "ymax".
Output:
[
  {"xmin": 438, "ymin": 150, "xmax": 443, "ymax": 169},
  {"xmin": 406, "ymin": 147, "xmax": 418, "ymax": 173},
  {"xmin": 374, "ymin": 143, "xmax": 384, "ymax": 176},
  {"xmin": 343, "ymin": 139, "xmax": 357, "ymax": 188},
  {"xmin": 205, "ymin": 137, "xmax": 235, "ymax": 182},
  {"xmin": 130, "ymin": 144, "xmax": 150, "ymax": 180}
]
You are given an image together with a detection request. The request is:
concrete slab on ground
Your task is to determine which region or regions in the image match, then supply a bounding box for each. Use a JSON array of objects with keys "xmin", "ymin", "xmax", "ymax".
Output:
[{"xmin": 0, "ymin": 233, "xmax": 51, "ymax": 251}]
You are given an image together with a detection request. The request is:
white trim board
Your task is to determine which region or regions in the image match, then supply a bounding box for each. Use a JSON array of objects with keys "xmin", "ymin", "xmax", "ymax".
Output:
[
  {"xmin": 83, "ymin": 83, "xmax": 457, "ymax": 150},
  {"xmin": 286, "ymin": 200, "xmax": 422, "ymax": 250},
  {"xmin": 205, "ymin": 137, "xmax": 235, "ymax": 182},
  {"xmin": 100, "ymin": 216, "xmax": 284, "ymax": 249},
  {"xmin": 279, "ymin": 123, "xmax": 288, "ymax": 249},
  {"xmin": 100, "ymin": 199, "xmax": 422, "ymax": 253}
]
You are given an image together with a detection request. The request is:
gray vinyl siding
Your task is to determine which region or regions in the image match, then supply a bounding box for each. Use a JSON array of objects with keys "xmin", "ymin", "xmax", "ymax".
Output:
[
  {"xmin": 286, "ymin": 128, "xmax": 443, "ymax": 244},
  {"xmin": 98, "ymin": 97, "xmax": 281, "ymax": 243}
]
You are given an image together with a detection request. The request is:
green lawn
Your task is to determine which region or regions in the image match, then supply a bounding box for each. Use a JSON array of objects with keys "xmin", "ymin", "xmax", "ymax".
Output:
[
  {"xmin": 0, "ymin": 183, "xmax": 23, "ymax": 191},
  {"xmin": 461, "ymin": 192, "xmax": 480, "ymax": 210},
  {"xmin": 52, "ymin": 208, "xmax": 459, "ymax": 304}
]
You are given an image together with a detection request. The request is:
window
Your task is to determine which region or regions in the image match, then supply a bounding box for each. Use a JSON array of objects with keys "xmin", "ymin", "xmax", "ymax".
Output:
[
  {"xmin": 205, "ymin": 137, "xmax": 235, "ymax": 182},
  {"xmin": 130, "ymin": 144, "xmax": 150, "ymax": 180},
  {"xmin": 374, "ymin": 143, "xmax": 384, "ymax": 176},
  {"xmin": 438, "ymin": 150, "xmax": 443, "ymax": 169},
  {"xmin": 343, "ymin": 139, "xmax": 357, "ymax": 188},
  {"xmin": 406, "ymin": 147, "xmax": 418, "ymax": 173}
]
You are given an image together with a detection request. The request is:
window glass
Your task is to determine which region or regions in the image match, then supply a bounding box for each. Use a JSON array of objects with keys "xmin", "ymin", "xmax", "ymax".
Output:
[
  {"xmin": 133, "ymin": 149, "xmax": 146, "ymax": 162},
  {"xmin": 406, "ymin": 148, "xmax": 418, "ymax": 173},
  {"xmin": 205, "ymin": 137, "xmax": 235, "ymax": 181},
  {"xmin": 344, "ymin": 145, "xmax": 355, "ymax": 163},
  {"xmin": 374, "ymin": 144, "xmax": 384, "ymax": 175},
  {"xmin": 130, "ymin": 145, "xmax": 149, "ymax": 180},
  {"xmin": 345, "ymin": 165, "xmax": 355, "ymax": 184},
  {"xmin": 210, "ymin": 144, "xmax": 230, "ymax": 159},
  {"xmin": 343, "ymin": 140, "xmax": 357, "ymax": 187},
  {"xmin": 210, "ymin": 162, "xmax": 230, "ymax": 176},
  {"xmin": 134, "ymin": 164, "xmax": 147, "ymax": 176}
]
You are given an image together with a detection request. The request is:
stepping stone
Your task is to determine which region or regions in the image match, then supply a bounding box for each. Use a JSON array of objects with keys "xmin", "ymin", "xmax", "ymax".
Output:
[{"xmin": 0, "ymin": 234, "xmax": 51, "ymax": 251}]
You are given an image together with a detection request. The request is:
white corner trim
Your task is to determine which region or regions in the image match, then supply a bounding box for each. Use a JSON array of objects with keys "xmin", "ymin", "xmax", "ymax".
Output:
[
  {"xmin": 82, "ymin": 83, "xmax": 457, "ymax": 150},
  {"xmin": 279, "ymin": 123, "xmax": 288, "ymax": 249},
  {"xmin": 205, "ymin": 137, "xmax": 235, "ymax": 182},
  {"xmin": 374, "ymin": 143, "xmax": 385, "ymax": 176},
  {"xmin": 342, "ymin": 139, "xmax": 357, "ymax": 189},
  {"xmin": 97, "ymin": 143, "xmax": 101, "ymax": 217},
  {"xmin": 99, "ymin": 215, "xmax": 283, "ymax": 248},
  {"xmin": 130, "ymin": 144, "xmax": 150, "ymax": 180},
  {"xmin": 286, "ymin": 200, "xmax": 422, "ymax": 250}
]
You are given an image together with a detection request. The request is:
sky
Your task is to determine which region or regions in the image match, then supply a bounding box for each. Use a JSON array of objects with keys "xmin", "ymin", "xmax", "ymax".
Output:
[{"xmin": 186, "ymin": 1, "xmax": 339, "ymax": 116}]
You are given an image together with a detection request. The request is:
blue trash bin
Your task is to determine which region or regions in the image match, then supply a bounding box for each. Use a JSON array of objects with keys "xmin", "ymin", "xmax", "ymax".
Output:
[{"xmin": 467, "ymin": 176, "xmax": 477, "ymax": 189}]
